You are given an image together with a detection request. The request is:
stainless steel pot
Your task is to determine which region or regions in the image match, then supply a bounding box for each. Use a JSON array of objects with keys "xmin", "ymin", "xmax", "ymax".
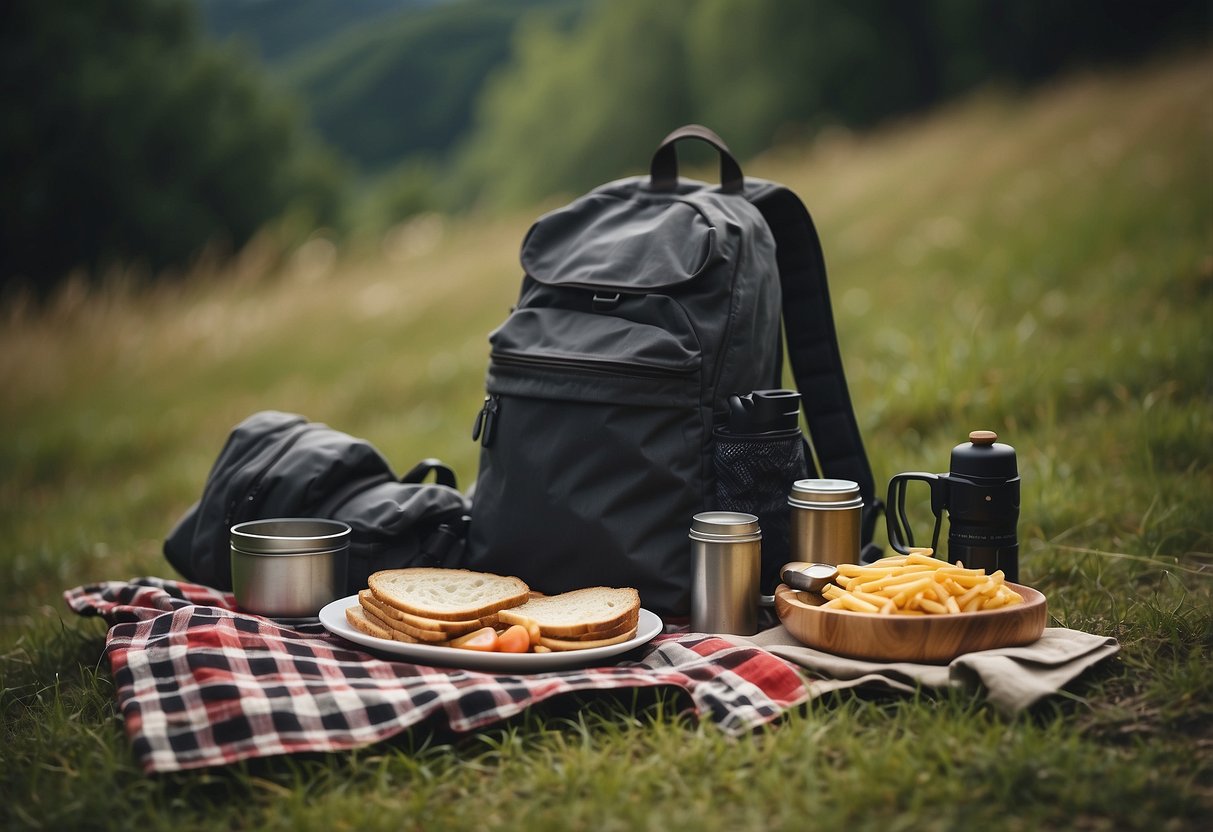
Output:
[{"xmin": 230, "ymin": 518, "xmax": 350, "ymax": 617}]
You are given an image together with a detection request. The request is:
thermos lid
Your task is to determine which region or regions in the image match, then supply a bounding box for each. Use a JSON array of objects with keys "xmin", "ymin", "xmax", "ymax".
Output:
[
  {"xmin": 690, "ymin": 511, "xmax": 762, "ymax": 542},
  {"xmin": 950, "ymin": 430, "xmax": 1018, "ymax": 480},
  {"xmin": 789, "ymin": 478, "xmax": 862, "ymax": 506}
]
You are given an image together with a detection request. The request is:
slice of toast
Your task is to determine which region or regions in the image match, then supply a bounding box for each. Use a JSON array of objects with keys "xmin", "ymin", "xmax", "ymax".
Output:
[
  {"xmin": 368, "ymin": 568, "xmax": 530, "ymax": 621},
  {"xmin": 358, "ymin": 591, "xmax": 451, "ymax": 643},
  {"xmin": 358, "ymin": 589, "xmax": 491, "ymax": 635},
  {"xmin": 497, "ymin": 587, "xmax": 640, "ymax": 638},
  {"xmin": 563, "ymin": 611, "xmax": 639, "ymax": 641},
  {"xmin": 345, "ymin": 605, "xmax": 426, "ymax": 644},
  {"xmin": 356, "ymin": 589, "xmax": 485, "ymax": 640},
  {"xmin": 538, "ymin": 627, "xmax": 639, "ymax": 652}
]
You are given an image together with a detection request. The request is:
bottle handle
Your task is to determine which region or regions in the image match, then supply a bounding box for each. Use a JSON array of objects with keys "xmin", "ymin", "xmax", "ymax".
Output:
[{"xmin": 886, "ymin": 472, "xmax": 946, "ymax": 555}]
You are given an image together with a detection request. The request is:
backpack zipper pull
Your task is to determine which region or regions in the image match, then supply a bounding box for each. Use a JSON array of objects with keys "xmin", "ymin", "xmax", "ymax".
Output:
[{"xmin": 472, "ymin": 394, "xmax": 500, "ymax": 447}]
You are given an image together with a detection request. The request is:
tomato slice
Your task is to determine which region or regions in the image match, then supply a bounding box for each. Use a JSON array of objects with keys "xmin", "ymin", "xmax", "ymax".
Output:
[
  {"xmin": 449, "ymin": 626, "xmax": 498, "ymax": 652},
  {"xmin": 496, "ymin": 624, "xmax": 532, "ymax": 653}
]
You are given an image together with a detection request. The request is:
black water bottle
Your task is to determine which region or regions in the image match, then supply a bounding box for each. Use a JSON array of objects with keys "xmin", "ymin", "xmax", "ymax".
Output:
[
  {"xmin": 886, "ymin": 430, "xmax": 1020, "ymax": 582},
  {"xmin": 713, "ymin": 389, "xmax": 810, "ymax": 597}
]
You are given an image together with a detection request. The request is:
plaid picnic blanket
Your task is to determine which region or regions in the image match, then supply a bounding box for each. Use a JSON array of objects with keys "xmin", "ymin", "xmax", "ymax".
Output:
[{"xmin": 64, "ymin": 578, "xmax": 810, "ymax": 773}]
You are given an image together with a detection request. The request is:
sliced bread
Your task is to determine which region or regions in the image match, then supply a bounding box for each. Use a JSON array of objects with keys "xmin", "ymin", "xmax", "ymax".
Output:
[
  {"xmin": 358, "ymin": 590, "xmax": 492, "ymax": 635},
  {"xmin": 563, "ymin": 611, "xmax": 639, "ymax": 641},
  {"xmin": 497, "ymin": 587, "xmax": 640, "ymax": 637},
  {"xmin": 358, "ymin": 591, "xmax": 450, "ymax": 643},
  {"xmin": 346, "ymin": 605, "xmax": 425, "ymax": 644},
  {"xmin": 368, "ymin": 567, "xmax": 530, "ymax": 621},
  {"xmin": 538, "ymin": 627, "xmax": 639, "ymax": 652}
]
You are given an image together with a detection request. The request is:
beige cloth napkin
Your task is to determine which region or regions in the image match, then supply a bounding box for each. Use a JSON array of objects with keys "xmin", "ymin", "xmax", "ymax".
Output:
[{"xmin": 724, "ymin": 626, "xmax": 1119, "ymax": 715}]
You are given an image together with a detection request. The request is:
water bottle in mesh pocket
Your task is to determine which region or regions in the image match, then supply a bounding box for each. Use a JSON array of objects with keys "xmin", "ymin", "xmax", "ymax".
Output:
[{"xmin": 713, "ymin": 428, "xmax": 810, "ymax": 597}]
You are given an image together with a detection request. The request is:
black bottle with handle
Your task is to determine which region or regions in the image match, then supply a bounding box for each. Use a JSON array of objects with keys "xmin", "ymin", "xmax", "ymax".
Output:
[{"xmin": 886, "ymin": 430, "xmax": 1020, "ymax": 582}]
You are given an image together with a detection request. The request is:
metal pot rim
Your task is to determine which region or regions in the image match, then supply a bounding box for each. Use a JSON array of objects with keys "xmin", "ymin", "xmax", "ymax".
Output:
[{"xmin": 230, "ymin": 517, "xmax": 351, "ymax": 555}]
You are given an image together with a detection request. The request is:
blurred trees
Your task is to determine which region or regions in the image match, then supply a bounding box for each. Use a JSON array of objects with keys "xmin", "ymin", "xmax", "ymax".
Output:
[
  {"xmin": 198, "ymin": 0, "xmax": 424, "ymax": 65},
  {"xmin": 455, "ymin": 1, "xmax": 695, "ymax": 207},
  {"xmin": 3, "ymin": 0, "xmax": 1206, "ymax": 293},
  {"xmin": 455, "ymin": 0, "xmax": 1209, "ymax": 207},
  {"xmin": 1, "ymin": 0, "xmax": 342, "ymax": 294},
  {"xmin": 277, "ymin": 0, "xmax": 579, "ymax": 173}
]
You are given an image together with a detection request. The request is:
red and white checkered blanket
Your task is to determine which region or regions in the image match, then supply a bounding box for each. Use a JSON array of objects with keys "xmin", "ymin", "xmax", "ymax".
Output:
[{"xmin": 64, "ymin": 578, "xmax": 810, "ymax": 773}]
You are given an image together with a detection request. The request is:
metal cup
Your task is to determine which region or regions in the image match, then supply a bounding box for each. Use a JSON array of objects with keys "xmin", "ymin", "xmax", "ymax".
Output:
[
  {"xmin": 230, "ymin": 518, "xmax": 350, "ymax": 617},
  {"xmin": 788, "ymin": 479, "xmax": 862, "ymax": 566},
  {"xmin": 689, "ymin": 511, "xmax": 761, "ymax": 635}
]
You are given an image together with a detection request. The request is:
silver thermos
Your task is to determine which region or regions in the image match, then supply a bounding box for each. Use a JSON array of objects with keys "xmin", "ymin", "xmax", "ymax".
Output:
[
  {"xmin": 787, "ymin": 479, "xmax": 863, "ymax": 566},
  {"xmin": 689, "ymin": 511, "xmax": 762, "ymax": 635}
]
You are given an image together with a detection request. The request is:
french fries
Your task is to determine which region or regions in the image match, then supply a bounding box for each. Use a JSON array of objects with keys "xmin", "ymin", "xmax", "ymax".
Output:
[{"xmin": 817, "ymin": 548, "xmax": 1024, "ymax": 615}]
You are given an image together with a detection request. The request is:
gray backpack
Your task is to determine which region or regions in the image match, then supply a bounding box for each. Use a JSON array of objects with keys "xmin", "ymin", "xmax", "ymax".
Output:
[{"xmin": 463, "ymin": 125, "xmax": 879, "ymax": 617}]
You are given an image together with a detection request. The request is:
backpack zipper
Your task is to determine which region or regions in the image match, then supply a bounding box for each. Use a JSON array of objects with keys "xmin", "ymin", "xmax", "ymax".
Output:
[
  {"xmin": 491, "ymin": 351, "xmax": 695, "ymax": 380},
  {"xmin": 477, "ymin": 353, "xmax": 698, "ymax": 448},
  {"xmin": 472, "ymin": 394, "xmax": 500, "ymax": 447},
  {"xmin": 225, "ymin": 427, "xmax": 308, "ymax": 526}
]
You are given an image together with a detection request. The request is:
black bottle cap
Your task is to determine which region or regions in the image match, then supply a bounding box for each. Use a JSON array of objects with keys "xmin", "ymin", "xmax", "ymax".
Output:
[
  {"xmin": 949, "ymin": 430, "xmax": 1018, "ymax": 480},
  {"xmin": 726, "ymin": 389, "xmax": 801, "ymax": 435}
]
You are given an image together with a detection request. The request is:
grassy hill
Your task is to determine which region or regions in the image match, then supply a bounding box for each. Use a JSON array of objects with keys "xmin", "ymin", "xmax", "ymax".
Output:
[{"xmin": 1, "ymin": 50, "xmax": 1210, "ymax": 830}]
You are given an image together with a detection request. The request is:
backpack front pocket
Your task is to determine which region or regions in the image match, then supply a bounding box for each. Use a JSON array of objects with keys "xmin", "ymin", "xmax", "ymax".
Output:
[
  {"xmin": 466, "ymin": 307, "xmax": 707, "ymax": 616},
  {"xmin": 521, "ymin": 192, "xmax": 721, "ymax": 293}
]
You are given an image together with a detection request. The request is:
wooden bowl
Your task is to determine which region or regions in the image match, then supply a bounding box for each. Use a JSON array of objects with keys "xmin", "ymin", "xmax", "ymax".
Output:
[{"xmin": 774, "ymin": 582, "xmax": 1047, "ymax": 663}]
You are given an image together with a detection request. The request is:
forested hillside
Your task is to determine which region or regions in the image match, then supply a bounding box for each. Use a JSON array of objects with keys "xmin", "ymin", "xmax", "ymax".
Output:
[
  {"xmin": 197, "ymin": 0, "xmax": 434, "ymax": 64},
  {"xmin": 453, "ymin": 0, "xmax": 1209, "ymax": 206},
  {"xmin": 197, "ymin": 0, "xmax": 1208, "ymax": 198},
  {"xmin": 199, "ymin": 0, "xmax": 580, "ymax": 171},
  {"xmin": 276, "ymin": 0, "xmax": 580, "ymax": 172},
  {"xmin": 4, "ymin": 0, "xmax": 1206, "ymax": 295},
  {"xmin": 1, "ymin": 0, "xmax": 343, "ymax": 293}
]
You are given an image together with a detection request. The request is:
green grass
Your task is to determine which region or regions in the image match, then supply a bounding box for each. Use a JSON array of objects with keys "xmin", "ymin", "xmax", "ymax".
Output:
[{"xmin": 2, "ymin": 51, "xmax": 1211, "ymax": 830}]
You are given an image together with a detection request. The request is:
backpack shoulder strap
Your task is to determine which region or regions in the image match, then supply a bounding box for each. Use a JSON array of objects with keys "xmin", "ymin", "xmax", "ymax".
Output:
[{"xmin": 745, "ymin": 180, "xmax": 883, "ymax": 551}]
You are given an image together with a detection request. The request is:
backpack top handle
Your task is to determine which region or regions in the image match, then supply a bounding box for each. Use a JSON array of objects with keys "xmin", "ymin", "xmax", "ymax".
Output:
[{"xmin": 649, "ymin": 124, "xmax": 745, "ymax": 194}]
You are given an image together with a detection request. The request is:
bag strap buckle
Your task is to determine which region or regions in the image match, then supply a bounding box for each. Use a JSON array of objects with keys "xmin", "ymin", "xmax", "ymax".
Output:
[{"xmin": 592, "ymin": 292, "xmax": 622, "ymax": 312}]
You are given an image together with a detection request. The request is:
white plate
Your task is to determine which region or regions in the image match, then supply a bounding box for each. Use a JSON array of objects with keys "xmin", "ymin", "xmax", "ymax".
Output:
[{"xmin": 318, "ymin": 595, "xmax": 663, "ymax": 673}]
